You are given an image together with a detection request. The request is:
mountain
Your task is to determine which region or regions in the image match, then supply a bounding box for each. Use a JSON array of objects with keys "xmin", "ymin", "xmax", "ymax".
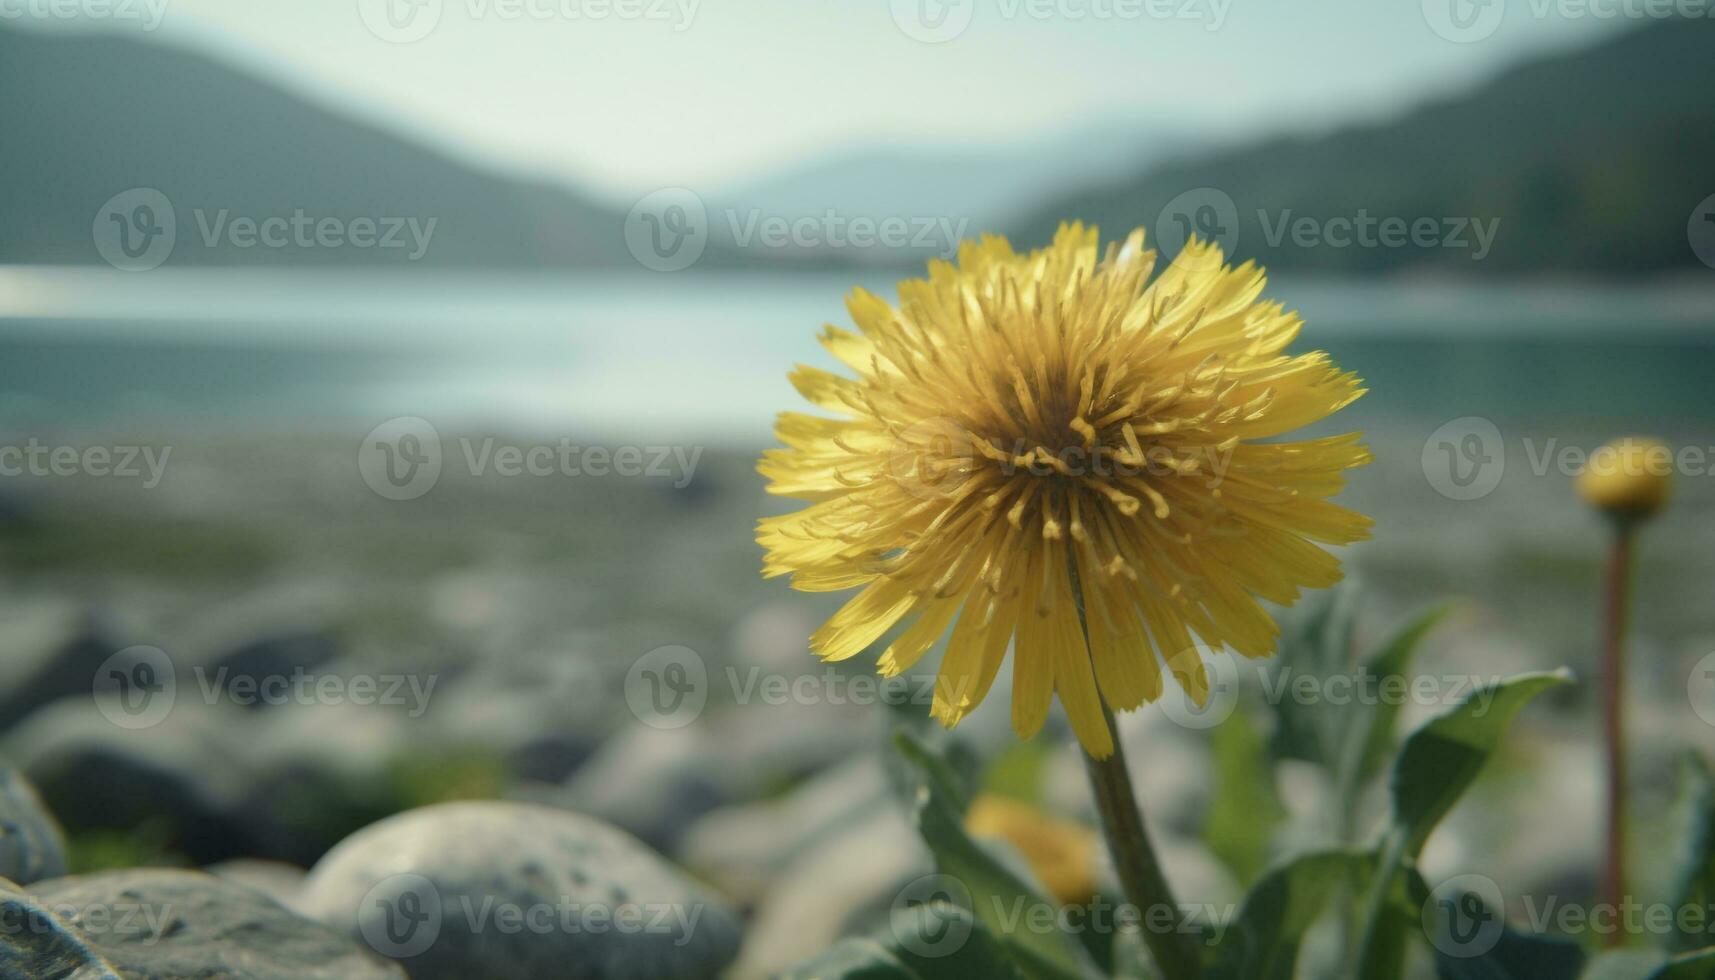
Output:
[
  {"xmin": 1012, "ymin": 17, "xmax": 1715, "ymax": 276},
  {"xmin": 709, "ymin": 121, "xmax": 1207, "ymax": 239},
  {"xmin": 0, "ymin": 24, "xmax": 629, "ymax": 268},
  {"xmin": 8, "ymin": 19, "xmax": 1711, "ymax": 276}
]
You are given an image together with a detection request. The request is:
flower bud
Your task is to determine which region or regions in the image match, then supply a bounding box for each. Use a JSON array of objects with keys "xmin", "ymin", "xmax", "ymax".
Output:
[
  {"xmin": 1576, "ymin": 437, "xmax": 1672, "ymax": 522},
  {"xmin": 964, "ymin": 794, "xmax": 1096, "ymax": 904}
]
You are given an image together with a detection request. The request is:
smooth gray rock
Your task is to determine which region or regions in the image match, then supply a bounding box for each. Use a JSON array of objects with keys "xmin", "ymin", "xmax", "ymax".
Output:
[
  {"xmin": 679, "ymin": 755, "xmax": 891, "ymax": 904},
  {"xmin": 5, "ymin": 700, "xmax": 254, "ymax": 864},
  {"xmin": 0, "ymin": 767, "xmax": 67, "ymax": 885},
  {"xmin": 730, "ymin": 806, "xmax": 929, "ymax": 980},
  {"xmin": 0, "ymin": 876, "xmax": 121, "ymax": 979},
  {"xmin": 203, "ymin": 627, "xmax": 343, "ymax": 712},
  {"xmin": 299, "ymin": 801, "xmax": 742, "ymax": 980},
  {"xmin": 561, "ymin": 703, "xmax": 869, "ymax": 854},
  {"xmin": 429, "ymin": 651, "xmax": 610, "ymax": 783},
  {"xmin": 28, "ymin": 869, "xmax": 404, "ymax": 979},
  {"xmin": 0, "ymin": 600, "xmax": 123, "ymax": 733},
  {"xmin": 236, "ymin": 702, "xmax": 415, "ymax": 866},
  {"xmin": 557, "ymin": 727, "xmax": 744, "ymax": 853},
  {"xmin": 204, "ymin": 858, "xmax": 308, "ymax": 911}
]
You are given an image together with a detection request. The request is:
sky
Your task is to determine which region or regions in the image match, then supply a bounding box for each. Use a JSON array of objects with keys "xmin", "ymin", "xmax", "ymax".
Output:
[{"xmin": 20, "ymin": 0, "xmax": 1624, "ymax": 202}]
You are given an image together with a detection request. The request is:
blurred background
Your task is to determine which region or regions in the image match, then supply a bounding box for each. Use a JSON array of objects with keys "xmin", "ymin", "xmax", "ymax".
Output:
[{"xmin": 1, "ymin": 2, "xmax": 1713, "ymax": 975}]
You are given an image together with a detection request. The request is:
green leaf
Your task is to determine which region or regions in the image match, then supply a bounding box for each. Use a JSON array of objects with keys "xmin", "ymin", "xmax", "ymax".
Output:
[
  {"xmin": 1268, "ymin": 583, "xmax": 1361, "ymax": 768},
  {"xmin": 1389, "ymin": 670, "xmax": 1574, "ymax": 856},
  {"xmin": 1204, "ymin": 704, "xmax": 1287, "ymax": 887},
  {"xmin": 1651, "ymin": 948, "xmax": 1715, "ymax": 980},
  {"xmin": 780, "ymin": 938, "xmax": 920, "ymax": 980},
  {"xmin": 1355, "ymin": 670, "xmax": 1573, "ymax": 975},
  {"xmin": 1110, "ymin": 926, "xmax": 1159, "ymax": 980},
  {"xmin": 1583, "ymin": 948, "xmax": 1715, "ymax": 980},
  {"xmin": 1350, "ymin": 604, "xmax": 1454, "ymax": 787},
  {"xmin": 982, "ymin": 741, "xmax": 1051, "ymax": 806},
  {"xmin": 1422, "ymin": 876, "xmax": 1584, "ymax": 980},
  {"xmin": 1208, "ymin": 849, "xmax": 1371, "ymax": 980},
  {"xmin": 778, "ymin": 905, "xmax": 1027, "ymax": 980},
  {"xmin": 1433, "ymin": 930, "xmax": 1586, "ymax": 980},
  {"xmin": 1354, "ymin": 860, "xmax": 1424, "ymax": 980},
  {"xmin": 1671, "ymin": 754, "xmax": 1715, "ymax": 954},
  {"xmin": 891, "ymin": 729, "xmax": 1095, "ymax": 980},
  {"xmin": 883, "ymin": 704, "xmax": 982, "ymax": 813},
  {"xmin": 1582, "ymin": 950, "xmax": 1674, "ymax": 980}
]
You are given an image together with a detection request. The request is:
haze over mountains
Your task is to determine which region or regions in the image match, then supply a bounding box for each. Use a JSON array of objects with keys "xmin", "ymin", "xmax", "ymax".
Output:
[
  {"xmin": 706, "ymin": 121, "xmax": 1209, "ymax": 241},
  {"xmin": 4, "ymin": 18, "xmax": 1710, "ymax": 275},
  {"xmin": 1013, "ymin": 16, "xmax": 1715, "ymax": 277},
  {"xmin": 0, "ymin": 24, "xmax": 621, "ymax": 268}
]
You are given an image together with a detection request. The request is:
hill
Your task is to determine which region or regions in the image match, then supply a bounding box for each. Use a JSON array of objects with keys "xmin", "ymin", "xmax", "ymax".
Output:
[
  {"xmin": 0, "ymin": 24, "xmax": 627, "ymax": 268},
  {"xmin": 1012, "ymin": 18, "xmax": 1715, "ymax": 276}
]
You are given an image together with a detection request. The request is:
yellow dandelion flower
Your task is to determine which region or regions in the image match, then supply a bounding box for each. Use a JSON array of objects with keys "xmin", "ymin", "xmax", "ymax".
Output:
[
  {"xmin": 965, "ymin": 794, "xmax": 1097, "ymax": 905},
  {"xmin": 1575, "ymin": 436, "xmax": 1672, "ymax": 522},
  {"xmin": 758, "ymin": 224, "xmax": 1372, "ymax": 758}
]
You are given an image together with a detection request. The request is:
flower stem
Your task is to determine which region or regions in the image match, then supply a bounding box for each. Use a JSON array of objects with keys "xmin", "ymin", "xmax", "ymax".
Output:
[
  {"xmin": 1069, "ymin": 557, "xmax": 1204, "ymax": 980},
  {"xmin": 1600, "ymin": 521, "xmax": 1634, "ymax": 946}
]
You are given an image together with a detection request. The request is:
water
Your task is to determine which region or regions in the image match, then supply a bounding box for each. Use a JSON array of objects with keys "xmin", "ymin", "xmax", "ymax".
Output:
[{"xmin": 1, "ymin": 266, "xmax": 1711, "ymax": 441}]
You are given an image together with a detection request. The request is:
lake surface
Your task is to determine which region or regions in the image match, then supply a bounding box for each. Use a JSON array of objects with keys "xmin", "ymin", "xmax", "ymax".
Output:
[{"xmin": 0, "ymin": 266, "xmax": 1711, "ymax": 441}]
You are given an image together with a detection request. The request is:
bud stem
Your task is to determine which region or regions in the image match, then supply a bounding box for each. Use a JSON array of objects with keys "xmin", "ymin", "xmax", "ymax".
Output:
[{"xmin": 1600, "ymin": 521, "xmax": 1634, "ymax": 946}]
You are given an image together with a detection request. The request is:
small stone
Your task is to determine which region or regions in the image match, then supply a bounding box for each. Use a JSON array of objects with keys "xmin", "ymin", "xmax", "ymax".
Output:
[
  {"xmin": 0, "ymin": 766, "xmax": 67, "ymax": 885},
  {"xmin": 0, "ymin": 876, "xmax": 120, "ymax": 979},
  {"xmin": 6, "ymin": 699, "xmax": 253, "ymax": 864},
  {"xmin": 29, "ymin": 869, "xmax": 404, "ymax": 979},
  {"xmin": 204, "ymin": 858, "xmax": 308, "ymax": 910},
  {"xmin": 299, "ymin": 800, "xmax": 742, "ymax": 980},
  {"xmin": 730, "ymin": 806, "xmax": 928, "ymax": 979},
  {"xmin": 680, "ymin": 756, "xmax": 891, "ymax": 904}
]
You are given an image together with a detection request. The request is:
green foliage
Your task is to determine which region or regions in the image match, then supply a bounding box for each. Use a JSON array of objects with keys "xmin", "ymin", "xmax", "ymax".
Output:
[
  {"xmin": 881, "ymin": 699, "xmax": 983, "ymax": 811},
  {"xmin": 65, "ymin": 822, "xmax": 185, "ymax": 874},
  {"xmin": 781, "ymin": 590, "xmax": 1715, "ymax": 980},
  {"xmin": 778, "ymin": 905, "xmax": 1029, "ymax": 980},
  {"xmin": 386, "ymin": 745, "xmax": 507, "ymax": 809},
  {"xmin": 1268, "ymin": 592, "xmax": 1453, "ymax": 841},
  {"xmin": 1418, "ymin": 872, "xmax": 1586, "ymax": 980},
  {"xmin": 1347, "ymin": 605, "xmax": 1454, "ymax": 791},
  {"xmin": 1670, "ymin": 755, "xmax": 1715, "ymax": 955},
  {"xmin": 1650, "ymin": 948, "xmax": 1715, "ymax": 980},
  {"xmin": 1386, "ymin": 670, "xmax": 1573, "ymax": 857},
  {"xmin": 1267, "ymin": 585, "xmax": 1360, "ymax": 770},
  {"xmin": 1203, "ymin": 705, "xmax": 1287, "ymax": 886},
  {"xmin": 891, "ymin": 730, "xmax": 1094, "ymax": 979},
  {"xmin": 1206, "ymin": 850, "xmax": 1370, "ymax": 980},
  {"xmin": 1354, "ymin": 671, "xmax": 1570, "ymax": 974},
  {"xmin": 1583, "ymin": 948, "xmax": 1715, "ymax": 980},
  {"xmin": 983, "ymin": 741, "xmax": 1051, "ymax": 806}
]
